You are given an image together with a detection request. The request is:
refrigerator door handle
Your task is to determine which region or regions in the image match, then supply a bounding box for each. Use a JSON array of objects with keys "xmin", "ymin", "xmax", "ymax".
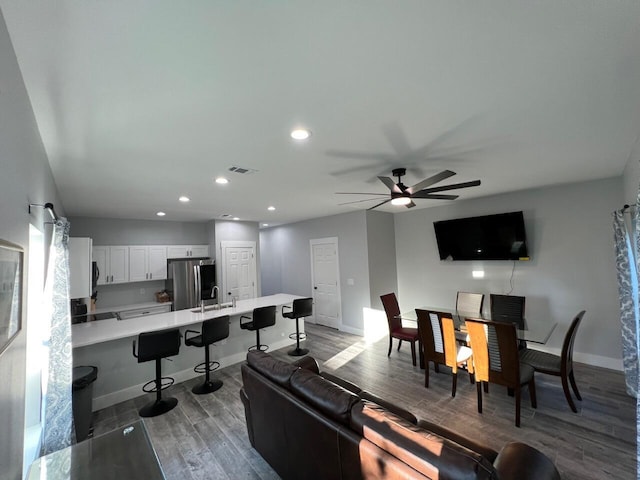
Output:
[{"xmin": 194, "ymin": 264, "xmax": 202, "ymax": 308}]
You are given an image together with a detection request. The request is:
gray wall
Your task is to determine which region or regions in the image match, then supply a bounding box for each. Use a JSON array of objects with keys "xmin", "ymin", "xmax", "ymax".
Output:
[
  {"xmin": 68, "ymin": 216, "xmax": 208, "ymax": 245},
  {"xmin": 395, "ymin": 177, "xmax": 623, "ymax": 368},
  {"xmin": 0, "ymin": 9, "xmax": 63, "ymax": 479},
  {"xmin": 366, "ymin": 211, "xmax": 397, "ymax": 309},
  {"xmin": 623, "ymin": 157, "xmax": 640, "ymax": 204},
  {"xmin": 259, "ymin": 211, "xmax": 371, "ymax": 334}
]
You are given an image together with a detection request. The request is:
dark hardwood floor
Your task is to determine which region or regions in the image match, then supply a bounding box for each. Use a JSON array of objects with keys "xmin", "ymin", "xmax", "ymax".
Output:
[{"xmin": 92, "ymin": 323, "xmax": 636, "ymax": 479}]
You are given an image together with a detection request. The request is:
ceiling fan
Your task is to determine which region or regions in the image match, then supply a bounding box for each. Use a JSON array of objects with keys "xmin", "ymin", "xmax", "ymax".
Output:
[{"xmin": 336, "ymin": 168, "xmax": 481, "ymax": 210}]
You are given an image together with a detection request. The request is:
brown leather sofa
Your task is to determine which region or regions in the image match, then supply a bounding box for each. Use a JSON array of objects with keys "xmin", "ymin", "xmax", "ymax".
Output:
[{"xmin": 240, "ymin": 351, "xmax": 561, "ymax": 480}]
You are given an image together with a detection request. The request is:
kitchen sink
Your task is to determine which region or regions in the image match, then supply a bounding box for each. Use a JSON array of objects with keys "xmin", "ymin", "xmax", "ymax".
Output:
[{"xmin": 191, "ymin": 302, "xmax": 233, "ymax": 313}]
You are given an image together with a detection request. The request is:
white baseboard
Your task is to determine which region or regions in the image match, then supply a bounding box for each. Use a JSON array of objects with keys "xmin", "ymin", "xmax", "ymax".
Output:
[
  {"xmin": 340, "ymin": 325, "xmax": 364, "ymax": 337},
  {"xmin": 92, "ymin": 337, "xmax": 294, "ymax": 411}
]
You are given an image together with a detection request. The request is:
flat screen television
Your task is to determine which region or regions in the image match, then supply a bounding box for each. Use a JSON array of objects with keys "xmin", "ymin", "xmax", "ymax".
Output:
[{"xmin": 433, "ymin": 211, "xmax": 530, "ymax": 261}]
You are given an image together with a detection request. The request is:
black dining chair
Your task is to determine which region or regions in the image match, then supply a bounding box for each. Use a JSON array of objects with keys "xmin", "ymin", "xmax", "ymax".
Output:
[
  {"xmin": 490, "ymin": 294, "xmax": 526, "ymax": 349},
  {"xmin": 520, "ymin": 310, "xmax": 585, "ymax": 412}
]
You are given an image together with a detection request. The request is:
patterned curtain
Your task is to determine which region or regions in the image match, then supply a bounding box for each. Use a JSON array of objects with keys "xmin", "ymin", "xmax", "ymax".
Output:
[
  {"xmin": 613, "ymin": 208, "xmax": 640, "ymax": 397},
  {"xmin": 40, "ymin": 219, "xmax": 75, "ymax": 455}
]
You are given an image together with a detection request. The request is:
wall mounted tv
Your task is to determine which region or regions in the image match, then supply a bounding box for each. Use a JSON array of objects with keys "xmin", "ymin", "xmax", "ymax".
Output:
[{"xmin": 433, "ymin": 211, "xmax": 530, "ymax": 261}]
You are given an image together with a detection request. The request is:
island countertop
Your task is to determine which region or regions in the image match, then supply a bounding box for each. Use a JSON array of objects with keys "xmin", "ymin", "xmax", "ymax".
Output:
[{"xmin": 72, "ymin": 293, "xmax": 302, "ymax": 348}]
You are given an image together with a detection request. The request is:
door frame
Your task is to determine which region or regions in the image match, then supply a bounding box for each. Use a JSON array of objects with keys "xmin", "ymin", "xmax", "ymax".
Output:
[
  {"xmin": 309, "ymin": 237, "xmax": 342, "ymax": 329},
  {"xmin": 220, "ymin": 240, "xmax": 257, "ymax": 302}
]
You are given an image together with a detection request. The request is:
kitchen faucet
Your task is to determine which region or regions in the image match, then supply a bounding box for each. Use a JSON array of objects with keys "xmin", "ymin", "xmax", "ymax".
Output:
[{"xmin": 211, "ymin": 285, "xmax": 220, "ymax": 305}]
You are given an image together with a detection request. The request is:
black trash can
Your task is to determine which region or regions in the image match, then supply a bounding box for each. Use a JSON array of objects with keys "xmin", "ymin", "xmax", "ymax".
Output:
[{"xmin": 72, "ymin": 365, "xmax": 98, "ymax": 442}]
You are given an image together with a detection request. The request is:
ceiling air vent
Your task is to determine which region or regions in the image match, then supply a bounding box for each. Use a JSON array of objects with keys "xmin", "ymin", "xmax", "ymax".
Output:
[{"xmin": 228, "ymin": 166, "xmax": 258, "ymax": 175}]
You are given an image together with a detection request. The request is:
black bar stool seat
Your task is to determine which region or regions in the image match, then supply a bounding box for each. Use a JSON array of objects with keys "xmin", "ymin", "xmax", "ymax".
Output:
[
  {"xmin": 282, "ymin": 297, "xmax": 313, "ymax": 356},
  {"xmin": 184, "ymin": 316, "xmax": 230, "ymax": 395},
  {"xmin": 132, "ymin": 327, "xmax": 181, "ymax": 418},
  {"xmin": 240, "ymin": 305, "xmax": 276, "ymax": 352}
]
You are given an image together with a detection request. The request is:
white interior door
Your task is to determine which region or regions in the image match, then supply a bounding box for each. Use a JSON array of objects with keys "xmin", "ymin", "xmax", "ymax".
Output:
[
  {"xmin": 221, "ymin": 241, "xmax": 257, "ymax": 302},
  {"xmin": 310, "ymin": 237, "xmax": 341, "ymax": 329}
]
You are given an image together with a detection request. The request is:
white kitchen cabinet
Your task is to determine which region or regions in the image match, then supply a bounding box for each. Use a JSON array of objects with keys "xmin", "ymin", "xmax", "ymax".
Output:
[
  {"xmin": 69, "ymin": 237, "xmax": 93, "ymax": 298},
  {"xmin": 93, "ymin": 246, "xmax": 129, "ymax": 285},
  {"xmin": 166, "ymin": 245, "xmax": 209, "ymax": 258},
  {"xmin": 129, "ymin": 246, "xmax": 167, "ymax": 282}
]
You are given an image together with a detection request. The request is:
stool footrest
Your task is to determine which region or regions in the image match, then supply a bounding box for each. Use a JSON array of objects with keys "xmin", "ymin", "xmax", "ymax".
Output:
[
  {"xmin": 248, "ymin": 344, "xmax": 269, "ymax": 352},
  {"xmin": 142, "ymin": 376, "xmax": 175, "ymax": 393},
  {"xmin": 194, "ymin": 360, "xmax": 220, "ymax": 374},
  {"xmin": 288, "ymin": 332, "xmax": 307, "ymax": 341}
]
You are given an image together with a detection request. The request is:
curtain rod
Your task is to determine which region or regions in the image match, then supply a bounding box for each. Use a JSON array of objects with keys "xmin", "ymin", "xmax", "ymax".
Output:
[{"xmin": 28, "ymin": 202, "xmax": 60, "ymax": 221}]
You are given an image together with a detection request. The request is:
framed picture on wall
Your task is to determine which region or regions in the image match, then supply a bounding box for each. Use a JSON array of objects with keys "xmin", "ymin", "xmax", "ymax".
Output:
[{"xmin": 0, "ymin": 240, "xmax": 23, "ymax": 355}]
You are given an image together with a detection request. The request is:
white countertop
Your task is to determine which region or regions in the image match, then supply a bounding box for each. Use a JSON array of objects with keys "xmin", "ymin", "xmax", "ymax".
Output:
[
  {"xmin": 92, "ymin": 301, "xmax": 172, "ymax": 315},
  {"xmin": 72, "ymin": 293, "xmax": 301, "ymax": 348}
]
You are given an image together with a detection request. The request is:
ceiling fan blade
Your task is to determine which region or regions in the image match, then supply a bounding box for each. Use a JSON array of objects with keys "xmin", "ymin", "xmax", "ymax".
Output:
[
  {"xmin": 420, "ymin": 179, "xmax": 481, "ymax": 194},
  {"xmin": 378, "ymin": 176, "xmax": 401, "ymax": 193},
  {"xmin": 410, "ymin": 193, "xmax": 459, "ymax": 200},
  {"xmin": 335, "ymin": 192, "xmax": 389, "ymax": 196},
  {"xmin": 407, "ymin": 170, "xmax": 456, "ymax": 194},
  {"xmin": 382, "ymin": 123, "xmax": 412, "ymax": 156},
  {"xmin": 406, "ymin": 200, "xmax": 417, "ymax": 209},
  {"xmin": 325, "ymin": 150, "xmax": 395, "ymax": 161},
  {"xmin": 338, "ymin": 197, "xmax": 390, "ymax": 206},
  {"xmin": 367, "ymin": 199, "xmax": 392, "ymax": 210}
]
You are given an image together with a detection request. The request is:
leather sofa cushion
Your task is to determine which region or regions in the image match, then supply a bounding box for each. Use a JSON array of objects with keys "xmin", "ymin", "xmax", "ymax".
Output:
[
  {"xmin": 351, "ymin": 401, "xmax": 497, "ymax": 480},
  {"xmin": 290, "ymin": 368, "xmax": 359, "ymax": 425},
  {"xmin": 247, "ymin": 351, "xmax": 299, "ymax": 388},
  {"xmin": 292, "ymin": 355, "xmax": 320, "ymax": 374}
]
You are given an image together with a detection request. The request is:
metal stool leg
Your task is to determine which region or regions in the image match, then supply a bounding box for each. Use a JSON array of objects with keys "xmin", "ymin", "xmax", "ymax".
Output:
[
  {"xmin": 139, "ymin": 358, "xmax": 178, "ymax": 418},
  {"xmin": 192, "ymin": 344, "xmax": 223, "ymax": 395},
  {"xmin": 288, "ymin": 317, "xmax": 309, "ymax": 356}
]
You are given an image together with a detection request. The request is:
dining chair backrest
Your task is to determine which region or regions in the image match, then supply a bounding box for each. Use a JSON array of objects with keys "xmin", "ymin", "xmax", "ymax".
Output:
[
  {"xmin": 381, "ymin": 293, "xmax": 402, "ymax": 332},
  {"xmin": 416, "ymin": 309, "xmax": 446, "ymax": 366},
  {"xmin": 490, "ymin": 294, "xmax": 525, "ymax": 319},
  {"xmin": 456, "ymin": 292, "xmax": 484, "ymax": 316},
  {"xmin": 441, "ymin": 316, "xmax": 461, "ymax": 372},
  {"xmin": 465, "ymin": 319, "xmax": 520, "ymax": 387},
  {"xmin": 562, "ymin": 310, "xmax": 585, "ymax": 373}
]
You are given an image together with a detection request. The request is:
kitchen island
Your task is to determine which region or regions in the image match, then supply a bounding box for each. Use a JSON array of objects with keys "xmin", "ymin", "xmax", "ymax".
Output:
[{"xmin": 73, "ymin": 294, "xmax": 304, "ymax": 410}]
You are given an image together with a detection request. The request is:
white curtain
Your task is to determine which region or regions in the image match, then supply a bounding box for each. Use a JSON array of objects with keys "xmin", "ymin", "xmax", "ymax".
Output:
[{"xmin": 40, "ymin": 219, "xmax": 75, "ymax": 455}]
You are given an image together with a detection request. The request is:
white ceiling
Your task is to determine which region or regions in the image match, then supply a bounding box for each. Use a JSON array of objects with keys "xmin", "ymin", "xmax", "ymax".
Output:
[{"xmin": 2, "ymin": 1, "xmax": 639, "ymax": 225}]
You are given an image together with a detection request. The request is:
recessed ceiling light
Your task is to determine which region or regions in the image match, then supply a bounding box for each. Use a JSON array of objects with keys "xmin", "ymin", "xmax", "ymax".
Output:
[
  {"xmin": 215, "ymin": 177, "xmax": 229, "ymax": 184},
  {"xmin": 267, "ymin": 206, "xmax": 276, "ymax": 211},
  {"xmin": 156, "ymin": 211, "xmax": 166, "ymax": 217},
  {"xmin": 233, "ymin": 217, "xmax": 240, "ymax": 221},
  {"xmin": 290, "ymin": 128, "xmax": 311, "ymax": 140},
  {"xmin": 178, "ymin": 196, "xmax": 190, "ymax": 202},
  {"xmin": 390, "ymin": 196, "xmax": 412, "ymax": 206},
  {"xmin": 262, "ymin": 223, "xmax": 269, "ymax": 227}
]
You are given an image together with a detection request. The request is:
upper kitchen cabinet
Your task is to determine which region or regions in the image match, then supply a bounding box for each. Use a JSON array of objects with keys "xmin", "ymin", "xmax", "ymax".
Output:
[
  {"xmin": 93, "ymin": 246, "xmax": 129, "ymax": 285},
  {"xmin": 69, "ymin": 237, "xmax": 92, "ymax": 298},
  {"xmin": 166, "ymin": 245, "xmax": 209, "ymax": 258},
  {"xmin": 129, "ymin": 246, "xmax": 168, "ymax": 282}
]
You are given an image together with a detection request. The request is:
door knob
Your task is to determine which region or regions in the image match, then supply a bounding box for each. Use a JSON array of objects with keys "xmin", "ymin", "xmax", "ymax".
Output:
[{"xmin": 314, "ymin": 286, "xmax": 317, "ymax": 290}]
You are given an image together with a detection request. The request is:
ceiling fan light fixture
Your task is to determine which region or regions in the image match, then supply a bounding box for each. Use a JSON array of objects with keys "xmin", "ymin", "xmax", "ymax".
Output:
[
  {"xmin": 391, "ymin": 196, "xmax": 412, "ymax": 206},
  {"xmin": 290, "ymin": 128, "xmax": 311, "ymax": 140}
]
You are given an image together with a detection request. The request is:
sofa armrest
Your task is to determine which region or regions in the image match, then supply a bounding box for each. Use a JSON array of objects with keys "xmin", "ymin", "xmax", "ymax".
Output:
[
  {"xmin": 493, "ymin": 442, "xmax": 560, "ymax": 480},
  {"xmin": 239, "ymin": 387, "xmax": 255, "ymax": 447},
  {"xmin": 417, "ymin": 419, "xmax": 498, "ymax": 463}
]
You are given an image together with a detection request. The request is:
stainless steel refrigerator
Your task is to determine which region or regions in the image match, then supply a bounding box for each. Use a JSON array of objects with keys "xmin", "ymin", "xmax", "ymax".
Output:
[{"xmin": 166, "ymin": 258, "xmax": 216, "ymax": 311}]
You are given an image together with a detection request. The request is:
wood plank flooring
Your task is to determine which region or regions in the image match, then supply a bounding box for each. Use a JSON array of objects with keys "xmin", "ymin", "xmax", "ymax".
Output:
[{"xmin": 92, "ymin": 323, "xmax": 636, "ymax": 479}]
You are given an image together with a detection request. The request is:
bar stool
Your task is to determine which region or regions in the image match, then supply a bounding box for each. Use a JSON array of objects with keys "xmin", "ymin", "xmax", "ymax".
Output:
[
  {"xmin": 184, "ymin": 316, "xmax": 230, "ymax": 394},
  {"xmin": 240, "ymin": 305, "xmax": 276, "ymax": 352},
  {"xmin": 282, "ymin": 297, "xmax": 313, "ymax": 356},
  {"xmin": 132, "ymin": 327, "xmax": 181, "ymax": 418}
]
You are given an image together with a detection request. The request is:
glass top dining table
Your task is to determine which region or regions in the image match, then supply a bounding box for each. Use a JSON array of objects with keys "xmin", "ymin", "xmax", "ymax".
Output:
[{"xmin": 398, "ymin": 307, "xmax": 557, "ymax": 345}]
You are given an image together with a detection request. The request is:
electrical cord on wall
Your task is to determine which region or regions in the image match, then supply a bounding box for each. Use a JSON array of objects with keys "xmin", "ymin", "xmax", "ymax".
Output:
[{"xmin": 506, "ymin": 261, "xmax": 516, "ymax": 294}]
